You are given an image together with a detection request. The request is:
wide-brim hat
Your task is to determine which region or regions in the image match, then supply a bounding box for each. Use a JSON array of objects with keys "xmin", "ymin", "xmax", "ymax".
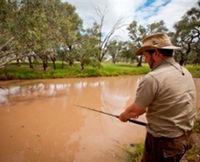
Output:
[{"xmin": 135, "ymin": 33, "xmax": 181, "ymax": 55}]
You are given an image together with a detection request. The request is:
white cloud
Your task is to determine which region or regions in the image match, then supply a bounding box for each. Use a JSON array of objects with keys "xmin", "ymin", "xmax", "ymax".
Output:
[
  {"xmin": 63, "ymin": 0, "xmax": 198, "ymax": 40},
  {"xmin": 140, "ymin": 0, "xmax": 198, "ymax": 30}
]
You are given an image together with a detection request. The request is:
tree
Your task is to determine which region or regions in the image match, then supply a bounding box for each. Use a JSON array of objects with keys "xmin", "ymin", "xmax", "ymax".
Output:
[
  {"xmin": 0, "ymin": 0, "xmax": 83, "ymax": 70},
  {"xmin": 0, "ymin": 0, "xmax": 19, "ymax": 67},
  {"xmin": 108, "ymin": 40, "xmax": 123, "ymax": 64},
  {"xmin": 127, "ymin": 20, "xmax": 169, "ymax": 66},
  {"xmin": 146, "ymin": 20, "xmax": 168, "ymax": 35},
  {"xmin": 91, "ymin": 6, "xmax": 125, "ymax": 63},
  {"xmin": 127, "ymin": 21, "xmax": 147, "ymax": 66},
  {"xmin": 173, "ymin": 0, "xmax": 200, "ymax": 65},
  {"xmin": 76, "ymin": 31, "xmax": 99, "ymax": 70},
  {"xmin": 58, "ymin": 2, "xmax": 83, "ymax": 67}
]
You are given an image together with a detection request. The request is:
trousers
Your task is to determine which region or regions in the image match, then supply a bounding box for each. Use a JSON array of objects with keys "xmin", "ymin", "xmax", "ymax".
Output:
[{"xmin": 141, "ymin": 131, "xmax": 191, "ymax": 162}]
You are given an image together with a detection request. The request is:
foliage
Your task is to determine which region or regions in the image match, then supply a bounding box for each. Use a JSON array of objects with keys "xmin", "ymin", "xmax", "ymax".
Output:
[
  {"xmin": 185, "ymin": 65, "xmax": 200, "ymax": 78},
  {"xmin": 186, "ymin": 147, "xmax": 200, "ymax": 162},
  {"xmin": 127, "ymin": 20, "xmax": 170, "ymax": 66},
  {"xmin": 173, "ymin": 0, "xmax": 200, "ymax": 65},
  {"xmin": 122, "ymin": 143, "xmax": 144, "ymax": 162},
  {"xmin": 0, "ymin": 0, "xmax": 83, "ymax": 70},
  {"xmin": 193, "ymin": 118, "xmax": 200, "ymax": 133},
  {"xmin": 108, "ymin": 40, "xmax": 124, "ymax": 64},
  {"xmin": 76, "ymin": 33, "xmax": 100, "ymax": 70},
  {"xmin": 146, "ymin": 20, "xmax": 168, "ymax": 35},
  {"xmin": 0, "ymin": 0, "xmax": 200, "ymax": 70}
]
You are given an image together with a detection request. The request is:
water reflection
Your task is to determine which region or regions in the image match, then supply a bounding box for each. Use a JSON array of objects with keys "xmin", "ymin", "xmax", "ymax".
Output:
[
  {"xmin": 0, "ymin": 81, "xmax": 95, "ymax": 105},
  {"xmin": 2, "ymin": 77, "xmax": 199, "ymax": 108},
  {"xmin": 0, "ymin": 79, "xmax": 117, "ymax": 107}
]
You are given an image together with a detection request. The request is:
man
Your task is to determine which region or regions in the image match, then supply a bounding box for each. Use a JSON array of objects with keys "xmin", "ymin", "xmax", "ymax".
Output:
[{"xmin": 119, "ymin": 33, "xmax": 196, "ymax": 162}]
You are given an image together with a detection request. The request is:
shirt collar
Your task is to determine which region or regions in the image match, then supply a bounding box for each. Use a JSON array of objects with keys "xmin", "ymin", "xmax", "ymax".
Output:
[{"xmin": 151, "ymin": 57, "xmax": 176, "ymax": 71}]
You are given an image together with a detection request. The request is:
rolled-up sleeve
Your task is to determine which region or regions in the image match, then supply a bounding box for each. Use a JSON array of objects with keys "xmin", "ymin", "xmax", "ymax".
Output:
[{"xmin": 134, "ymin": 74, "xmax": 158, "ymax": 109}]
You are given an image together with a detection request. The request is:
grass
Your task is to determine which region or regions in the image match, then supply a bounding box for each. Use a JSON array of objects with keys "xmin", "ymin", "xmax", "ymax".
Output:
[
  {"xmin": 185, "ymin": 65, "xmax": 200, "ymax": 78},
  {"xmin": 193, "ymin": 119, "xmax": 200, "ymax": 133},
  {"xmin": 121, "ymin": 143, "xmax": 144, "ymax": 162},
  {"xmin": 0, "ymin": 62, "xmax": 150, "ymax": 80},
  {"xmin": 0, "ymin": 62, "xmax": 199, "ymax": 80},
  {"xmin": 186, "ymin": 147, "xmax": 200, "ymax": 162}
]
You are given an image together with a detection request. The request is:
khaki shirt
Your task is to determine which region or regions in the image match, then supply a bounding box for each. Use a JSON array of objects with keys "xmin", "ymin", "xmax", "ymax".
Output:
[{"xmin": 135, "ymin": 57, "xmax": 196, "ymax": 138}]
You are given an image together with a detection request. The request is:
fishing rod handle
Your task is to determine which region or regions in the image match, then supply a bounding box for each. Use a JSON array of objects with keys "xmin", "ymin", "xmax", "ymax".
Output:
[
  {"xmin": 127, "ymin": 119, "xmax": 147, "ymax": 126},
  {"xmin": 115, "ymin": 115, "xmax": 147, "ymax": 126}
]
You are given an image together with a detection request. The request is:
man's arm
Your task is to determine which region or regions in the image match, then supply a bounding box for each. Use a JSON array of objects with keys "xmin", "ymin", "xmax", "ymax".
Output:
[{"xmin": 119, "ymin": 103, "xmax": 146, "ymax": 122}]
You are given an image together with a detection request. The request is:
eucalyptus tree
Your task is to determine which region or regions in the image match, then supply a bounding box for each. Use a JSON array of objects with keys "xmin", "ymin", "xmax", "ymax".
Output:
[
  {"xmin": 12, "ymin": 0, "xmax": 82, "ymax": 70},
  {"xmin": 108, "ymin": 40, "xmax": 123, "ymax": 64},
  {"xmin": 58, "ymin": 2, "xmax": 83, "ymax": 67},
  {"xmin": 127, "ymin": 20, "xmax": 170, "ymax": 66},
  {"xmin": 0, "ymin": 0, "xmax": 19, "ymax": 67},
  {"xmin": 173, "ymin": 0, "xmax": 200, "ymax": 65},
  {"xmin": 13, "ymin": 0, "xmax": 57, "ymax": 70},
  {"xmin": 124, "ymin": 42, "xmax": 138, "ymax": 63},
  {"xmin": 117, "ymin": 42, "xmax": 131, "ymax": 63},
  {"xmin": 146, "ymin": 20, "xmax": 169, "ymax": 35},
  {"xmin": 127, "ymin": 20, "xmax": 147, "ymax": 66},
  {"xmin": 76, "ymin": 31, "xmax": 99, "ymax": 70}
]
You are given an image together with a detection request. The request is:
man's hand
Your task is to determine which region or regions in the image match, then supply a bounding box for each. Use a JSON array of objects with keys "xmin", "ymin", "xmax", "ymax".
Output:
[
  {"xmin": 119, "ymin": 103, "xmax": 146, "ymax": 122},
  {"xmin": 119, "ymin": 112, "xmax": 129, "ymax": 122}
]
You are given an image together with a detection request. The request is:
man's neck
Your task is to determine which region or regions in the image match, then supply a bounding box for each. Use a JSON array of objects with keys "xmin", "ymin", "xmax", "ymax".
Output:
[{"xmin": 151, "ymin": 56, "xmax": 168, "ymax": 70}]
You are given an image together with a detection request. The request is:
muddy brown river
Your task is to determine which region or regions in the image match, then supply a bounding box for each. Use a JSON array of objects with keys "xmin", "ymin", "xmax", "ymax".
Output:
[{"xmin": 0, "ymin": 76, "xmax": 199, "ymax": 162}]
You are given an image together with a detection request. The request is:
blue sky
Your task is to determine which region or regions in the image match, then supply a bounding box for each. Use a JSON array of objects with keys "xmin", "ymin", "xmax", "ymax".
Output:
[
  {"xmin": 63, "ymin": 0, "xmax": 198, "ymax": 40},
  {"xmin": 137, "ymin": 0, "xmax": 171, "ymax": 20}
]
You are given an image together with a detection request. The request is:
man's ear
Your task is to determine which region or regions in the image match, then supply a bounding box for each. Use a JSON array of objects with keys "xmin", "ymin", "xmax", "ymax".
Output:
[
  {"xmin": 152, "ymin": 50, "xmax": 158, "ymax": 59},
  {"xmin": 155, "ymin": 49, "xmax": 163, "ymax": 58},
  {"xmin": 154, "ymin": 49, "xmax": 159, "ymax": 56}
]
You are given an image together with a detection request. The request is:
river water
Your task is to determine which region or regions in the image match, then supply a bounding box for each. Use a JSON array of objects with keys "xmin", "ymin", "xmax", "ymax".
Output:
[{"xmin": 0, "ymin": 76, "xmax": 199, "ymax": 162}]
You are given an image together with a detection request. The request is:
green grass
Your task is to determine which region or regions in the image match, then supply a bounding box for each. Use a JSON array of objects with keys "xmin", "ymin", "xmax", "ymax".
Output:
[
  {"xmin": 193, "ymin": 119, "xmax": 200, "ymax": 133},
  {"xmin": 122, "ymin": 143, "xmax": 144, "ymax": 162},
  {"xmin": 185, "ymin": 65, "xmax": 200, "ymax": 78},
  {"xmin": 186, "ymin": 147, "xmax": 200, "ymax": 162},
  {"xmin": 0, "ymin": 62, "xmax": 150, "ymax": 80},
  {"xmin": 0, "ymin": 62, "xmax": 200, "ymax": 80}
]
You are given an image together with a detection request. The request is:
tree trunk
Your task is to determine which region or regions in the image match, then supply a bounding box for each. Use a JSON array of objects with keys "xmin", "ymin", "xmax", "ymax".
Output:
[
  {"xmin": 43, "ymin": 61, "xmax": 48, "ymax": 71},
  {"xmin": 112, "ymin": 57, "xmax": 116, "ymax": 64},
  {"xmin": 179, "ymin": 53, "xmax": 185, "ymax": 66},
  {"xmin": 16, "ymin": 58, "xmax": 20, "ymax": 67},
  {"xmin": 69, "ymin": 60, "xmax": 74, "ymax": 66},
  {"xmin": 61, "ymin": 55, "xmax": 65, "ymax": 69},
  {"xmin": 51, "ymin": 56, "xmax": 56, "ymax": 69},
  {"xmin": 81, "ymin": 62, "xmax": 84, "ymax": 71},
  {"xmin": 136, "ymin": 56, "xmax": 143, "ymax": 67},
  {"xmin": 28, "ymin": 56, "xmax": 34, "ymax": 69},
  {"xmin": 40, "ymin": 55, "xmax": 48, "ymax": 71}
]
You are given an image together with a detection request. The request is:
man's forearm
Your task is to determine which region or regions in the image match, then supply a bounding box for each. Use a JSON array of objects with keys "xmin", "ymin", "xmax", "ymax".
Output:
[{"xmin": 119, "ymin": 103, "xmax": 146, "ymax": 122}]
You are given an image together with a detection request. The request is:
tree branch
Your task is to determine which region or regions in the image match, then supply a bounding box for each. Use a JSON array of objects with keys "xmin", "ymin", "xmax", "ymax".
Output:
[{"xmin": 0, "ymin": 37, "xmax": 14, "ymax": 51}]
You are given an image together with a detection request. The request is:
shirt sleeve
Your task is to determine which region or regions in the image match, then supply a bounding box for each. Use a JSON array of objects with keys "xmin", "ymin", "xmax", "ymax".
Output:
[{"xmin": 134, "ymin": 74, "xmax": 158, "ymax": 109}]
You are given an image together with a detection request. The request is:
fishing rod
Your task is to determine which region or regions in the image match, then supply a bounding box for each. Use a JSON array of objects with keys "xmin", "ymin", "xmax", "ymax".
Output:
[{"xmin": 75, "ymin": 104, "xmax": 147, "ymax": 127}]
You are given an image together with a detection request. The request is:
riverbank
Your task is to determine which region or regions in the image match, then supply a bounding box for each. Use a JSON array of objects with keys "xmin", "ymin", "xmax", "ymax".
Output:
[
  {"xmin": 0, "ymin": 62, "xmax": 150, "ymax": 80},
  {"xmin": 0, "ymin": 62, "xmax": 200, "ymax": 80}
]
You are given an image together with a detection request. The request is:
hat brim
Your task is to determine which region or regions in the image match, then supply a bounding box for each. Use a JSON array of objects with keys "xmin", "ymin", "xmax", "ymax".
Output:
[{"xmin": 135, "ymin": 45, "xmax": 181, "ymax": 55}]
